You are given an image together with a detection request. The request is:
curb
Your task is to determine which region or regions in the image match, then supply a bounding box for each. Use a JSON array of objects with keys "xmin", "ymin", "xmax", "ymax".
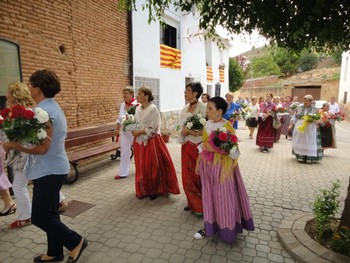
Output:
[{"xmin": 277, "ymin": 212, "xmax": 350, "ymax": 263}]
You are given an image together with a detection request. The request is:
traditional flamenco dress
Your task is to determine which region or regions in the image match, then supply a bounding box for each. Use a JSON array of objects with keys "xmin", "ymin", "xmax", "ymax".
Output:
[{"xmin": 198, "ymin": 120, "xmax": 255, "ymax": 243}]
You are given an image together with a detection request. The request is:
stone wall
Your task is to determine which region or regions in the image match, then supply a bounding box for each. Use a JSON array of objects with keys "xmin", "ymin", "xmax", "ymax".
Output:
[{"xmin": 0, "ymin": 0, "xmax": 130, "ymax": 129}]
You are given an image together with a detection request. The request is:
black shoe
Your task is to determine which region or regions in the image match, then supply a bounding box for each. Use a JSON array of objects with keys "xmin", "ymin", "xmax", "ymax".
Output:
[
  {"xmin": 149, "ymin": 194, "xmax": 158, "ymax": 201},
  {"xmin": 184, "ymin": 206, "xmax": 190, "ymax": 211},
  {"xmin": 0, "ymin": 203, "xmax": 16, "ymax": 216},
  {"xmin": 34, "ymin": 254, "xmax": 64, "ymax": 262},
  {"xmin": 67, "ymin": 238, "xmax": 88, "ymax": 263}
]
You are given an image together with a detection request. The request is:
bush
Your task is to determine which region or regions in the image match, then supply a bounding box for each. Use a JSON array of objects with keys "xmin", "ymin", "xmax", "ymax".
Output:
[
  {"xmin": 312, "ymin": 180, "xmax": 341, "ymax": 243},
  {"xmin": 330, "ymin": 226, "xmax": 350, "ymax": 256}
]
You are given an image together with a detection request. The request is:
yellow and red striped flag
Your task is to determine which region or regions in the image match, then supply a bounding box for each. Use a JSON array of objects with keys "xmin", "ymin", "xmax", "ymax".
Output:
[
  {"xmin": 219, "ymin": 68, "xmax": 225, "ymax": 82},
  {"xmin": 160, "ymin": 44, "xmax": 181, "ymax": 69},
  {"xmin": 207, "ymin": 66, "xmax": 213, "ymax": 81}
]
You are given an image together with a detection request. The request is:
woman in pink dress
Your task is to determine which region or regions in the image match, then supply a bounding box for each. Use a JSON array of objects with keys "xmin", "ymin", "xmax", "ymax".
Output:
[{"xmin": 194, "ymin": 96, "xmax": 254, "ymax": 242}]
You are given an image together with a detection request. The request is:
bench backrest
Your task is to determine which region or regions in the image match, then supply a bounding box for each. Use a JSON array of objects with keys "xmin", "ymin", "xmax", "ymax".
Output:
[{"xmin": 65, "ymin": 123, "xmax": 116, "ymax": 148}]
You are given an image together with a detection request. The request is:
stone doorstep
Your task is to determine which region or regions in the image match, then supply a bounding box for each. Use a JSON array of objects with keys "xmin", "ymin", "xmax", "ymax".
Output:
[{"xmin": 278, "ymin": 212, "xmax": 350, "ymax": 263}]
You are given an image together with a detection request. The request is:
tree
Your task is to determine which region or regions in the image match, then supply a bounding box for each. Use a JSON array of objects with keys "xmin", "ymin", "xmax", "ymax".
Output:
[
  {"xmin": 251, "ymin": 56, "xmax": 281, "ymax": 78},
  {"xmin": 298, "ymin": 50, "xmax": 319, "ymax": 72},
  {"xmin": 126, "ymin": 0, "xmax": 350, "ymax": 52},
  {"xmin": 272, "ymin": 48, "xmax": 300, "ymax": 76},
  {"xmin": 228, "ymin": 58, "xmax": 244, "ymax": 92}
]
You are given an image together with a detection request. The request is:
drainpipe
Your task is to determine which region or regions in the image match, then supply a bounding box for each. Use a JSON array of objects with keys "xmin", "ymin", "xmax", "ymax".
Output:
[{"xmin": 128, "ymin": 10, "xmax": 133, "ymax": 86}]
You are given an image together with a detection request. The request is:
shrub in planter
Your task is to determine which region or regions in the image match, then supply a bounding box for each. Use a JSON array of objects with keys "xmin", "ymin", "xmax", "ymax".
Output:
[{"xmin": 312, "ymin": 180, "xmax": 341, "ymax": 243}]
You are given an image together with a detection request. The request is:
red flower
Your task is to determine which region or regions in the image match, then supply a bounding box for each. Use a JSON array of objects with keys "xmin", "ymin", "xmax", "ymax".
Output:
[
  {"xmin": 218, "ymin": 132, "xmax": 228, "ymax": 141},
  {"xmin": 1, "ymin": 108, "xmax": 11, "ymax": 118},
  {"xmin": 230, "ymin": 134, "xmax": 238, "ymax": 143},
  {"xmin": 23, "ymin": 110, "xmax": 35, "ymax": 119}
]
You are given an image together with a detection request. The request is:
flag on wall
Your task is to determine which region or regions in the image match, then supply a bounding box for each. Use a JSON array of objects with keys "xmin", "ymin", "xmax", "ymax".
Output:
[
  {"xmin": 160, "ymin": 44, "xmax": 181, "ymax": 69},
  {"xmin": 207, "ymin": 66, "xmax": 213, "ymax": 82},
  {"xmin": 219, "ymin": 68, "xmax": 225, "ymax": 82}
]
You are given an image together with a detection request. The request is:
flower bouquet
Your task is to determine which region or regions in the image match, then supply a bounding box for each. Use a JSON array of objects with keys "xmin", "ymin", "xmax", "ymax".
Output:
[
  {"xmin": 126, "ymin": 104, "xmax": 139, "ymax": 116},
  {"xmin": 121, "ymin": 114, "xmax": 139, "ymax": 131},
  {"xmin": 0, "ymin": 105, "xmax": 50, "ymax": 144},
  {"xmin": 209, "ymin": 127, "xmax": 240, "ymax": 159},
  {"xmin": 297, "ymin": 113, "xmax": 321, "ymax": 133},
  {"xmin": 229, "ymin": 110, "xmax": 241, "ymax": 121},
  {"xmin": 289, "ymin": 102, "xmax": 300, "ymax": 111},
  {"xmin": 329, "ymin": 112, "xmax": 345, "ymax": 122},
  {"xmin": 320, "ymin": 111, "xmax": 344, "ymax": 127},
  {"xmin": 184, "ymin": 113, "xmax": 206, "ymax": 131}
]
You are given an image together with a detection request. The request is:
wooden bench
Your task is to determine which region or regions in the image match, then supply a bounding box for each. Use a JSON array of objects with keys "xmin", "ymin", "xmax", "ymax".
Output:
[{"xmin": 64, "ymin": 123, "xmax": 127, "ymax": 184}]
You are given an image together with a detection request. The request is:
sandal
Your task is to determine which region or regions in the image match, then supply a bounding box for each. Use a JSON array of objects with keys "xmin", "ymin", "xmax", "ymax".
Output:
[
  {"xmin": 8, "ymin": 218, "xmax": 31, "ymax": 229},
  {"xmin": 194, "ymin": 229, "xmax": 206, "ymax": 239}
]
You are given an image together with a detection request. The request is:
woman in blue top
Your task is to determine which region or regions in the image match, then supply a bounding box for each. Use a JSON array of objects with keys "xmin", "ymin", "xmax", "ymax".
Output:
[
  {"xmin": 2, "ymin": 69, "xmax": 87, "ymax": 263},
  {"xmin": 223, "ymin": 92, "xmax": 241, "ymax": 129}
]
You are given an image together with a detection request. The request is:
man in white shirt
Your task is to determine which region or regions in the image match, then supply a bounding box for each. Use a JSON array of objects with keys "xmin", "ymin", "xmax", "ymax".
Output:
[{"xmin": 328, "ymin": 97, "xmax": 340, "ymax": 114}]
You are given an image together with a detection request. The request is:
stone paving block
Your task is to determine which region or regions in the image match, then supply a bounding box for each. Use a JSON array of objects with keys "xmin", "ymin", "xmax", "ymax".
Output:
[
  {"xmin": 290, "ymin": 245, "xmax": 319, "ymax": 263},
  {"xmin": 252, "ymin": 257, "xmax": 270, "ymax": 263}
]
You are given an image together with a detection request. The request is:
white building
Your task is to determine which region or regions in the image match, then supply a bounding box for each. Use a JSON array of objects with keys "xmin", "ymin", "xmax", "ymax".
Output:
[
  {"xmin": 339, "ymin": 50, "xmax": 350, "ymax": 105},
  {"xmin": 132, "ymin": 2, "xmax": 230, "ymax": 128}
]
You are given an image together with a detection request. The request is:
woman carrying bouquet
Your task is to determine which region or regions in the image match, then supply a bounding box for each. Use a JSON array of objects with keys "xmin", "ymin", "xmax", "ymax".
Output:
[
  {"xmin": 2, "ymin": 70, "xmax": 87, "ymax": 263},
  {"xmin": 256, "ymin": 93, "xmax": 276, "ymax": 152},
  {"xmin": 223, "ymin": 92, "xmax": 241, "ymax": 129},
  {"xmin": 290, "ymin": 94, "xmax": 323, "ymax": 163},
  {"xmin": 114, "ymin": 86, "xmax": 138, "ymax": 180},
  {"xmin": 280, "ymin": 96, "xmax": 293, "ymax": 139},
  {"xmin": 3, "ymin": 82, "xmax": 34, "ymax": 229},
  {"xmin": 194, "ymin": 96, "xmax": 254, "ymax": 242},
  {"xmin": 178, "ymin": 82, "xmax": 206, "ymax": 215},
  {"xmin": 318, "ymin": 103, "xmax": 337, "ymax": 150},
  {"xmin": 131, "ymin": 87, "xmax": 180, "ymax": 200},
  {"xmin": 246, "ymin": 96, "xmax": 260, "ymax": 139}
]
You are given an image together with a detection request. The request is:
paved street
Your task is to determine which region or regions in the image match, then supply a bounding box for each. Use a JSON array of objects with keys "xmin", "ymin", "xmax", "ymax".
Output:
[{"xmin": 1, "ymin": 120, "xmax": 350, "ymax": 263}]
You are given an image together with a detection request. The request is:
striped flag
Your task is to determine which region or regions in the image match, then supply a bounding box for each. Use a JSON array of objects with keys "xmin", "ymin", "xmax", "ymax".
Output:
[
  {"xmin": 160, "ymin": 44, "xmax": 181, "ymax": 69},
  {"xmin": 207, "ymin": 66, "xmax": 213, "ymax": 81},
  {"xmin": 219, "ymin": 68, "xmax": 225, "ymax": 82}
]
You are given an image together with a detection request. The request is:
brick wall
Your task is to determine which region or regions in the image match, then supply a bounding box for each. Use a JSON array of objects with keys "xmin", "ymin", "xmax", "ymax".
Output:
[{"xmin": 0, "ymin": 0, "xmax": 130, "ymax": 129}]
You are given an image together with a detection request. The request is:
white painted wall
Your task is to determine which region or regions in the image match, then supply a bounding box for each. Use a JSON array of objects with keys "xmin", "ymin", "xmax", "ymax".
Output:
[
  {"xmin": 339, "ymin": 50, "xmax": 350, "ymax": 104},
  {"xmin": 132, "ymin": 1, "xmax": 230, "ymax": 112}
]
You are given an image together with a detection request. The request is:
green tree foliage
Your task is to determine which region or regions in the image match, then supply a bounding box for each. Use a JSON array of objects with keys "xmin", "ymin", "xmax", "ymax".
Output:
[
  {"xmin": 251, "ymin": 56, "xmax": 281, "ymax": 78},
  {"xmin": 272, "ymin": 48, "xmax": 300, "ymax": 76},
  {"xmin": 298, "ymin": 50, "xmax": 319, "ymax": 72},
  {"xmin": 126, "ymin": 0, "xmax": 350, "ymax": 52},
  {"xmin": 228, "ymin": 58, "xmax": 244, "ymax": 92}
]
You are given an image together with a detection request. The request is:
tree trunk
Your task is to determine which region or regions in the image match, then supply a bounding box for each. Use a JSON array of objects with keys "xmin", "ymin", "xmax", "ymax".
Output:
[{"xmin": 339, "ymin": 177, "xmax": 350, "ymax": 228}]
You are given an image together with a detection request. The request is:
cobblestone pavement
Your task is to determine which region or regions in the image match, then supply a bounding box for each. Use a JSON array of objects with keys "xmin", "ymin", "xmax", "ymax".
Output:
[{"xmin": 1, "ymin": 121, "xmax": 349, "ymax": 263}]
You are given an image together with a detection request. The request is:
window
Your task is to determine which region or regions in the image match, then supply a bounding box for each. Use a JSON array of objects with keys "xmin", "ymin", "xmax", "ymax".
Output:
[
  {"xmin": 160, "ymin": 23, "xmax": 177, "ymax": 49},
  {"xmin": 0, "ymin": 38, "xmax": 22, "ymax": 109}
]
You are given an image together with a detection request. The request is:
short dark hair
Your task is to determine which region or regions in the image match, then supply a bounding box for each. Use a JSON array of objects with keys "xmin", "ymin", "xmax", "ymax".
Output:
[
  {"xmin": 201, "ymin": 93, "xmax": 210, "ymax": 100},
  {"xmin": 29, "ymin": 69, "xmax": 61, "ymax": 98},
  {"xmin": 209, "ymin": 96, "xmax": 228, "ymax": 115},
  {"xmin": 186, "ymin": 82, "xmax": 203, "ymax": 100},
  {"xmin": 138, "ymin": 86, "xmax": 154, "ymax": 102}
]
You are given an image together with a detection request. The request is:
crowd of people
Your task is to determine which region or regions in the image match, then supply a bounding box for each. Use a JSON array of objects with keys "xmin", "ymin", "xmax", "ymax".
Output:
[{"xmin": 0, "ymin": 72, "xmax": 344, "ymax": 261}]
